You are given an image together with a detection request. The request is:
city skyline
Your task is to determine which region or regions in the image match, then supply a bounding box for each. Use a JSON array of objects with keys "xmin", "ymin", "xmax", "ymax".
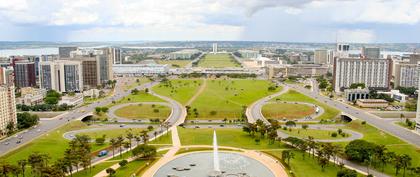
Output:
[{"xmin": 0, "ymin": 0, "xmax": 419, "ymax": 42}]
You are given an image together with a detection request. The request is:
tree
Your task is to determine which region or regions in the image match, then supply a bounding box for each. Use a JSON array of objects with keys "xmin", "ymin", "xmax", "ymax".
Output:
[
  {"xmin": 285, "ymin": 121, "xmax": 296, "ymax": 127},
  {"xmin": 349, "ymin": 83, "xmax": 366, "ymax": 89},
  {"xmin": 131, "ymin": 89, "xmax": 139, "ymax": 95},
  {"xmin": 110, "ymin": 138, "xmax": 117, "ymax": 158},
  {"xmin": 126, "ymin": 131, "xmax": 134, "ymax": 150},
  {"xmin": 106, "ymin": 168, "xmax": 116, "ymax": 177},
  {"xmin": 17, "ymin": 159, "xmax": 27, "ymax": 177},
  {"xmin": 344, "ymin": 140, "xmax": 376, "ymax": 163},
  {"xmin": 132, "ymin": 144, "xmax": 157, "ymax": 159},
  {"xmin": 95, "ymin": 107, "xmax": 101, "ymax": 114},
  {"xmin": 337, "ymin": 169, "xmax": 357, "ymax": 177},
  {"xmin": 399, "ymin": 154, "xmax": 412, "ymax": 177},
  {"xmin": 302, "ymin": 124, "xmax": 308, "ymax": 130},
  {"xmin": 118, "ymin": 160, "xmax": 128, "ymax": 168},
  {"xmin": 116, "ymin": 136, "xmax": 125, "ymax": 158},
  {"xmin": 17, "ymin": 112, "xmax": 39, "ymax": 129},
  {"xmin": 101, "ymin": 107, "xmax": 109, "ymax": 113},
  {"xmin": 95, "ymin": 135, "xmax": 106, "ymax": 146},
  {"xmin": 282, "ymin": 150, "xmax": 294, "ymax": 165}
]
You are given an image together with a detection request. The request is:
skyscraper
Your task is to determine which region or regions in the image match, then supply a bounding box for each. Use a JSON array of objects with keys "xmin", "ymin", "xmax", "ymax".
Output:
[
  {"xmin": 108, "ymin": 47, "xmax": 122, "ymax": 64},
  {"xmin": 13, "ymin": 61, "xmax": 36, "ymax": 88},
  {"xmin": 212, "ymin": 43, "xmax": 218, "ymax": 54},
  {"xmin": 0, "ymin": 67, "xmax": 16, "ymax": 136},
  {"xmin": 333, "ymin": 57, "xmax": 392, "ymax": 92},
  {"xmin": 39, "ymin": 60, "xmax": 83, "ymax": 93}
]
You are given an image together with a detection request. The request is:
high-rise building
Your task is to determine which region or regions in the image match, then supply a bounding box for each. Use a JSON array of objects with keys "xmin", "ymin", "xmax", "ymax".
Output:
[
  {"xmin": 314, "ymin": 50, "xmax": 328, "ymax": 64},
  {"xmin": 0, "ymin": 67, "xmax": 16, "ymax": 136},
  {"xmin": 333, "ymin": 58, "xmax": 392, "ymax": 92},
  {"xmin": 65, "ymin": 48, "xmax": 113, "ymax": 89},
  {"xmin": 394, "ymin": 63, "xmax": 418, "ymax": 88},
  {"xmin": 59, "ymin": 47, "xmax": 78, "ymax": 58},
  {"xmin": 14, "ymin": 61, "xmax": 36, "ymax": 88},
  {"xmin": 335, "ymin": 43, "xmax": 350, "ymax": 58},
  {"xmin": 212, "ymin": 43, "xmax": 218, "ymax": 54},
  {"xmin": 362, "ymin": 47, "xmax": 381, "ymax": 59},
  {"xmin": 108, "ymin": 48, "xmax": 122, "ymax": 64},
  {"xmin": 39, "ymin": 60, "xmax": 83, "ymax": 93}
]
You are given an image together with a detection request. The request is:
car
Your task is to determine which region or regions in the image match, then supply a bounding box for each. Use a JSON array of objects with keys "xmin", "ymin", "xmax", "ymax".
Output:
[
  {"xmin": 97, "ymin": 150, "xmax": 108, "ymax": 157},
  {"xmin": 119, "ymin": 124, "xmax": 125, "ymax": 127},
  {"xmin": 3, "ymin": 142, "xmax": 9, "ymax": 145},
  {"xmin": 16, "ymin": 140, "xmax": 21, "ymax": 144}
]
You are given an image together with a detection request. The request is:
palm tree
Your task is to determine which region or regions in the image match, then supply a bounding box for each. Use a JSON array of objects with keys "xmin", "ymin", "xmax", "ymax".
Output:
[
  {"xmin": 134, "ymin": 135, "xmax": 141, "ymax": 146},
  {"xmin": 110, "ymin": 138, "xmax": 117, "ymax": 158},
  {"xmin": 125, "ymin": 131, "xmax": 134, "ymax": 150},
  {"xmin": 400, "ymin": 154, "xmax": 412, "ymax": 177},
  {"xmin": 140, "ymin": 130, "xmax": 149, "ymax": 144},
  {"xmin": 116, "ymin": 136, "xmax": 125, "ymax": 158},
  {"xmin": 281, "ymin": 150, "xmax": 294, "ymax": 165},
  {"xmin": 17, "ymin": 159, "xmax": 27, "ymax": 177}
]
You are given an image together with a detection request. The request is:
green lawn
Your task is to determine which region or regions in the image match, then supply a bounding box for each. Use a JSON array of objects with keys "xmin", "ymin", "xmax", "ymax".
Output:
[
  {"xmin": 152, "ymin": 79, "xmax": 203, "ymax": 105},
  {"xmin": 115, "ymin": 160, "xmax": 147, "ymax": 177},
  {"xmin": 178, "ymin": 127, "xmax": 287, "ymax": 150},
  {"xmin": 72, "ymin": 161, "xmax": 116, "ymax": 177},
  {"xmin": 188, "ymin": 79, "xmax": 281, "ymax": 120},
  {"xmin": 264, "ymin": 150, "xmax": 365, "ymax": 177},
  {"xmin": 78, "ymin": 128, "xmax": 146, "ymax": 140},
  {"xmin": 273, "ymin": 90, "xmax": 340, "ymax": 120},
  {"xmin": 279, "ymin": 128, "xmax": 346, "ymax": 140},
  {"xmin": 155, "ymin": 59, "xmax": 191, "ymax": 68},
  {"xmin": 108, "ymin": 91, "xmax": 164, "ymax": 107},
  {"xmin": 114, "ymin": 104, "xmax": 171, "ymax": 120},
  {"xmin": 197, "ymin": 53, "xmax": 240, "ymax": 68},
  {"xmin": 0, "ymin": 121, "xmax": 107, "ymax": 164},
  {"xmin": 342, "ymin": 120, "xmax": 420, "ymax": 177},
  {"xmin": 150, "ymin": 131, "xmax": 172, "ymax": 145},
  {"xmin": 262, "ymin": 103, "xmax": 315, "ymax": 120},
  {"xmin": 122, "ymin": 77, "xmax": 152, "ymax": 91}
]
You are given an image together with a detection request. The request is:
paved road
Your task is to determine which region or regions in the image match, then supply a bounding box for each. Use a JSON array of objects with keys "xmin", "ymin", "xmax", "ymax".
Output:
[
  {"xmin": 0, "ymin": 79, "xmax": 184, "ymax": 156},
  {"xmin": 246, "ymin": 86, "xmax": 290, "ymax": 124}
]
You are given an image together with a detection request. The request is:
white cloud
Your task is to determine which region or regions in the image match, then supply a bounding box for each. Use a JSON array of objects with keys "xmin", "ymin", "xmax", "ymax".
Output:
[{"xmin": 68, "ymin": 24, "xmax": 244, "ymax": 41}]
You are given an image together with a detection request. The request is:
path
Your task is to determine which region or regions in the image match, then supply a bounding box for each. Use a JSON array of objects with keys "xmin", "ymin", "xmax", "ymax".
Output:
[
  {"xmin": 246, "ymin": 85, "xmax": 290, "ymax": 124},
  {"xmin": 185, "ymin": 78, "xmax": 207, "ymax": 106},
  {"xmin": 107, "ymin": 102, "xmax": 172, "ymax": 122}
]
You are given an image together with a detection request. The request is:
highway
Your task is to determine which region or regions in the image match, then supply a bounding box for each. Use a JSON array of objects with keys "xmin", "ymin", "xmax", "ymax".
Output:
[
  {"xmin": 0, "ymin": 79, "xmax": 185, "ymax": 156},
  {"xmin": 284, "ymin": 83, "xmax": 420, "ymax": 147}
]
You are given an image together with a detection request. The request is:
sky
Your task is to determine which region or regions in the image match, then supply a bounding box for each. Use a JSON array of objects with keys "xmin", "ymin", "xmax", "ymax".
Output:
[{"xmin": 0, "ymin": 0, "xmax": 419, "ymax": 43}]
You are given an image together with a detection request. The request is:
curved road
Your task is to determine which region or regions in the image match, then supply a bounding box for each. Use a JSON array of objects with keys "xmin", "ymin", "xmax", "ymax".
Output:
[
  {"xmin": 246, "ymin": 86, "xmax": 290, "ymax": 124},
  {"xmin": 284, "ymin": 82, "xmax": 420, "ymax": 147},
  {"xmin": 0, "ymin": 79, "xmax": 186, "ymax": 157}
]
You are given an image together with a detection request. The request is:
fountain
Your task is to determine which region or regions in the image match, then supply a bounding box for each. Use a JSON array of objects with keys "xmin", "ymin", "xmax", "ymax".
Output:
[
  {"xmin": 154, "ymin": 129, "xmax": 275, "ymax": 177},
  {"xmin": 209, "ymin": 130, "xmax": 222, "ymax": 177}
]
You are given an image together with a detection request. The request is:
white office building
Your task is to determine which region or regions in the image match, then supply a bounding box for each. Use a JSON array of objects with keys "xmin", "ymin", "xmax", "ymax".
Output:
[
  {"xmin": 113, "ymin": 64, "xmax": 169, "ymax": 76},
  {"xmin": 314, "ymin": 50, "xmax": 328, "ymax": 64},
  {"xmin": 394, "ymin": 63, "xmax": 418, "ymax": 88},
  {"xmin": 212, "ymin": 43, "xmax": 218, "ymax": 54},
  {"xmin": 39, "ymin": 60, "xmax": 83, "ymax": 93},
  {"xmin": 333, "ymin": 58, "xmax": 392, "ymax": 92}
]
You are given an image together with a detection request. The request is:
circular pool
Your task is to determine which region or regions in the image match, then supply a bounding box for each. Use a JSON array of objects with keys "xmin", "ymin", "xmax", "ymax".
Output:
[{"xmin": 154, "ymin": 152, "xmax": 275, "ymax": 177}]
